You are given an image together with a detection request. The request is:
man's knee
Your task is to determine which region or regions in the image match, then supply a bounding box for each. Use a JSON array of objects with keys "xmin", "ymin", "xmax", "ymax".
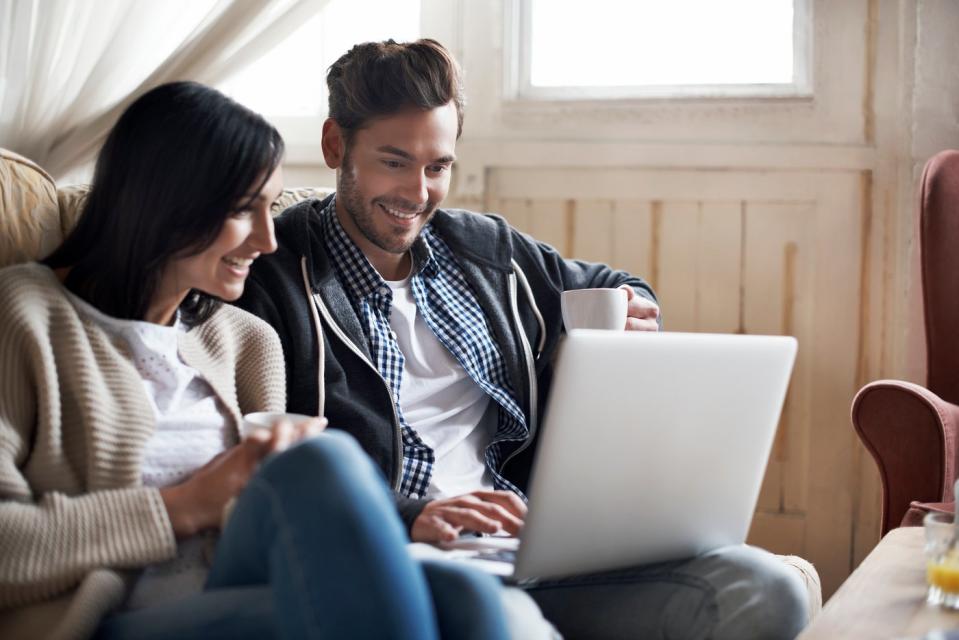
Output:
[{"xmin": 708, "ymin": 545, "xmax": 809, "ymax": 640}]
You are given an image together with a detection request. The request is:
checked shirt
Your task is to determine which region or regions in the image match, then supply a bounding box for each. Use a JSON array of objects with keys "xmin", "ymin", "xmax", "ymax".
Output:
[{"xmin": 320, "ymin": 199, "xmax": 529, "ymax": 499}]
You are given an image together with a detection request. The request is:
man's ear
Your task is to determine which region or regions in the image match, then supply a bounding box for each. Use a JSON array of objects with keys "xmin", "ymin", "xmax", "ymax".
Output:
[{"xmin": 321, "ymin": 118, "xmax": 345, "ymax": 169}]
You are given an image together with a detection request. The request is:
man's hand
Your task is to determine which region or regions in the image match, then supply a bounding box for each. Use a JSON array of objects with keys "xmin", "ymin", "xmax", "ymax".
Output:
[
  {"xmin": 620, "ymin": 285, "xmax": 660, "ymax": 331},
  {"xmin": 410, "ymin": 490, "xmax": 528, "ymax": 543}
]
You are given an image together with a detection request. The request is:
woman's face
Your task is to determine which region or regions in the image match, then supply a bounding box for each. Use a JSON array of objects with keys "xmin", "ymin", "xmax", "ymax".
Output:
[{"xmin": 161, "ymin": 166, "xmax": 283, "ymax": 308}]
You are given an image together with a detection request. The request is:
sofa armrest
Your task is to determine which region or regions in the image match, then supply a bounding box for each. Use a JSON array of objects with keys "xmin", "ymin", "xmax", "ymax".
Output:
[{"xmin": 852, "ymin": 380, "xmax": 959, "ymax": 536}]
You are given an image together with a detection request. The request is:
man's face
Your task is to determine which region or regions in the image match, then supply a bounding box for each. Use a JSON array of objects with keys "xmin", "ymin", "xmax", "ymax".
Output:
[{"xmin": 328, "ymin": 102, "xmax": 458, "ymax": 270}]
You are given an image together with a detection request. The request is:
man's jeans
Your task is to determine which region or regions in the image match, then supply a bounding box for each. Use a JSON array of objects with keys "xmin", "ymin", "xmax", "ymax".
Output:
[
  {"xmin": 95, "ymin": 431, "xmax": 509, "ymax": 640},
  {"xmin": 524, "ymin": 544, "xmax": 810, "ymax": 640}
]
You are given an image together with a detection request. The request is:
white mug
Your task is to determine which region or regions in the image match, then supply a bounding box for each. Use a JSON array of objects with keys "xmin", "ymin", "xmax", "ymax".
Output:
[
  {"xmin": 561, "ymin": 288, "xmax": 628, "ymax": 331},
  {"xmin": 241, "ymin": 411, "xmax": 314, "ymax": 438}
]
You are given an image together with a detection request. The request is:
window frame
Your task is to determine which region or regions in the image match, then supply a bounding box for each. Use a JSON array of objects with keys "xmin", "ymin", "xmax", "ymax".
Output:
[{"xmin": 504, "ymin": 0, "xmax": 813, "ymax": 103}]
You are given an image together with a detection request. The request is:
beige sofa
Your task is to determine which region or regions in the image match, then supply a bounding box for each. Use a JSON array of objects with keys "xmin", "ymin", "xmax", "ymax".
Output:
[{"xmin": 0, "ymin": 147, "xmax": 824, "ymax": 627}]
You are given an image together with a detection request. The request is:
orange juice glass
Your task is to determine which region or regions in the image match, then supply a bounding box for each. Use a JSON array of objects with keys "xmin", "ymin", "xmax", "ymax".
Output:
[{"xmin": 924, "ymin": 511, "xmax": 959, "ymax": 608}]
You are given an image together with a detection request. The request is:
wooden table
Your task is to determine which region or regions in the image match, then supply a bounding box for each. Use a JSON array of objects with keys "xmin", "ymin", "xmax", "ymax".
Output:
[{"xmin": 800, "ymin": 527, "xmax": 959, "ymax": 638}]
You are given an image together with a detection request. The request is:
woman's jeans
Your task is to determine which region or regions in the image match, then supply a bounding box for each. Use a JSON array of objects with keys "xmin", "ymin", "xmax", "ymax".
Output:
[{"xmin": 96, "ymin": 431, "xmax": 509, "ymax": 640}]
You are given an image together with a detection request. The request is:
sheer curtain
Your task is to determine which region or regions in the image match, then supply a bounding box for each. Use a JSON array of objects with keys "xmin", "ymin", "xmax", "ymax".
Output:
[{"xmin": 0, "ymin": 0, "xmax": 331, "ymax": 181}]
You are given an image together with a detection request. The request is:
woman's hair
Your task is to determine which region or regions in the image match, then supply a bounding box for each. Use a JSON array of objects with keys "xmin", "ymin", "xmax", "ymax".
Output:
[
  {"xmin": 326, "ymin": 38, "xmax": 465, "ymax": 147},
  {"xmin": 44, "ymin": 81, "xmax": 284, "ymax": 325}
]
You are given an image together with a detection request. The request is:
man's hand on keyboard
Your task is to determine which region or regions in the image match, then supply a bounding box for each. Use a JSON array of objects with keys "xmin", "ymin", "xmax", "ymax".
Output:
[{"xmin": 410, "ymin": 490, "xmax": 527, "ymax": 543}]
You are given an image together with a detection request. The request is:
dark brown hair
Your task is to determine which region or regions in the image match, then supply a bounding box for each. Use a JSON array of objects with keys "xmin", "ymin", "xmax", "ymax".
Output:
[
  {"xmin": 44, "ymin": 82, "xmax": 284, "ymax": 325},
  {"xmin": 327, "ymin": 38, "xmax": 465, "ymax": 144}
]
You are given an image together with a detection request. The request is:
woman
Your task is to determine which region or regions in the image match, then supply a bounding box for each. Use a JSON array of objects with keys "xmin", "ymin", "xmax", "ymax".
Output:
[{"xmin": 0, "ymin": 82, "xmax": 508, "ymax": 640}]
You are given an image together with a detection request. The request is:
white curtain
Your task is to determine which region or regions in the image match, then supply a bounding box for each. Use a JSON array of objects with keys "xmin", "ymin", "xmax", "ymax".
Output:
[{"xmin": 0, "ymin": 0, "xmax": 331, "ymax": 181}]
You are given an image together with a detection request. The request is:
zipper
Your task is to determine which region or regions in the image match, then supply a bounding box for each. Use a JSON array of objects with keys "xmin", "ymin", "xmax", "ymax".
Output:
[
  {"xmin": 500, "ymin": 271, "xmax": 538, "ymax": 471},
  {"xmin": 308, "ymin": 290, "xmax": 405, "ymax": 491}
]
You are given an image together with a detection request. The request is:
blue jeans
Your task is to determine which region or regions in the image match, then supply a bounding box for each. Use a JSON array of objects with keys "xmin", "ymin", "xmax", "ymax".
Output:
[
  {"xmin": 523, "ymin": 544, "xmax": 810, "ymax": 640},
  {"xmin": 96, "ymin": 431, "xmax": 509, "ymax": 640}
]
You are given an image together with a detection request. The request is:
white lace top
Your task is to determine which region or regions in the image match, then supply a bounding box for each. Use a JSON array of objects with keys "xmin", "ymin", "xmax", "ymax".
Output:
[{"xmin": 64, "ymin": 290, "xmax": 237, "ymax": 610}]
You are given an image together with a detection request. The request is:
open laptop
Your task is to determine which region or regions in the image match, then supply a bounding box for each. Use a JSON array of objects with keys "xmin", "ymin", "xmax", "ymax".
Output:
[{"xmin": 410, "ymin": 330, "xmax": 797, "ymax": 582}]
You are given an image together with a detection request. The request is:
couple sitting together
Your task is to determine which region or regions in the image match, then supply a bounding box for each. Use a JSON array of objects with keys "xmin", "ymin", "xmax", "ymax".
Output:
[{"xmin": 0, "ymin": 39, "xmax": 811, "ymax": 639}]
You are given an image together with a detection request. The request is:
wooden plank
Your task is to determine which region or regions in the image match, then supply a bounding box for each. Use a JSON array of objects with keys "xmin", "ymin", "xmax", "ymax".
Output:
[
  {"xmin": 656, "ymin": 202, "xmax": 700, "ymax": 332},
  {"xmin": 696, "ymin": 202, "xmax": 742, "ymax": 333},
  {"xmin": 489, "ymin": 167, "xmax": 837, "ymax": 201},
  {"xmin": 571, "ymin": 199, "xmax": 615, "ymax": 263},
  {"xmin": 493, "ymin": 198, "xmax": 531, "ymax": 235},
  {"xmin": 529, "ymin": 199, "xmax": 571, "ymax": 257},
  {"xmin": 611, "ymin": 199, "xmax": 653, "ymax": 283},
  {"xmin": 744, "ymin": 202, "xmax": 815, "ymax": 516},
  {"xmin": 747, "ymin": 511, "xmax": 806, "ymax": 557},
  {"xmin": 801, "ymin": 174, "xmax": 864, "ymax": 598}
]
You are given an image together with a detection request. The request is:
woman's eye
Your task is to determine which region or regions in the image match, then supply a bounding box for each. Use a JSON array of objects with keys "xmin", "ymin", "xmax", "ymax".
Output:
[{"xmin": 231, "ymin": 208, "xmax": 254, "ymax": 218}]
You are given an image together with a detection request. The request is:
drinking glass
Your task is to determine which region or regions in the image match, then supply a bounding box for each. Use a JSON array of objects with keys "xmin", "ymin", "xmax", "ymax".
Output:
[{"xmin": 924, "ymin": 511, "xmax": 959, "ymax": 608}]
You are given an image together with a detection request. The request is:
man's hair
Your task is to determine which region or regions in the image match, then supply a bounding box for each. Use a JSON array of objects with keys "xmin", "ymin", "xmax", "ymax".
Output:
[
  {"xmin": 44, "ymin": 81, "xmax": 284, "ymax": 325},
  {"xmin": 327, "ymin": 38, "xmax": 465, "ymax": 144}
]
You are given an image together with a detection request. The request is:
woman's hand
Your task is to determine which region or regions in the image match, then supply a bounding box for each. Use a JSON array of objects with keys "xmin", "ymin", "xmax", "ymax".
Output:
[{"xmin": 160, "ymin": 417, "xmax": 327, "ymax": 537}]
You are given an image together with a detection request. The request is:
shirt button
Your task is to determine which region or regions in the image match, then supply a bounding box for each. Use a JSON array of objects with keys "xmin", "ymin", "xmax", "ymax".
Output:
[
  {"xmin": 378, "ymin": 286, "xmax": 390, "ymax": 296},
  {"xmin": 410, "ymin": 493, "xmax": 420, "ymax": 499}
]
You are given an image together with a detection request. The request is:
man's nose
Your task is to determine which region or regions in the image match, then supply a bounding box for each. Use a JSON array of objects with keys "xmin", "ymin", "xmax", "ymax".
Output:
[{"xmin": 403, "ymin": 170, "xmax": 429, "ymax": 206}]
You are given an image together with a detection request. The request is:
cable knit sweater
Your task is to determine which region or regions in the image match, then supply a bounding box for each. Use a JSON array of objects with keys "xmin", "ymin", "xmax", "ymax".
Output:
[{"xmin": 0, "ymin": 263, "xmax": 286, "ymax": 640}]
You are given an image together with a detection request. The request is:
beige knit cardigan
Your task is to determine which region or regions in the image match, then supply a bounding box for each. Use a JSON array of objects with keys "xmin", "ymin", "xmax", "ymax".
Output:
[{"xmin": 0, "ymin": 263, "xmax": 287, "ymax": 640}]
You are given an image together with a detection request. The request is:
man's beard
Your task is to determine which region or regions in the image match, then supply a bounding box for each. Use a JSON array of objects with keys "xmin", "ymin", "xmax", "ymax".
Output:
[{"xmin": 337, "ymin": 160, "xmax": 435, "ymax": 256}]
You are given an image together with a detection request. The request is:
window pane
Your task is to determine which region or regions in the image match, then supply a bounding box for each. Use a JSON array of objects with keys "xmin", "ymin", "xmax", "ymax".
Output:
[
  {"xmin": 220, "ymin": 0, "xmax": 420, "ymax": 117},
  {"xmin": 529, "ymin": 0, "xmax": 794, "ymax": 88}
]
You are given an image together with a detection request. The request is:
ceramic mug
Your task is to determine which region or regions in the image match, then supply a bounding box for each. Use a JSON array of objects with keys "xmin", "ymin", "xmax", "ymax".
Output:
[
  {"xmin": 560, "ymin": 288, "xmax": 628, "ymax": 332},
  {"xmin": 241, "ymin": 411, "xmax": 314, "ymax": 438}
]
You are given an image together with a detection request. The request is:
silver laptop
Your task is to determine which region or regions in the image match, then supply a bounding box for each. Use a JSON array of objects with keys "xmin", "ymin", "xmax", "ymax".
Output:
[{"xmin": 423, "ymin": 330, "xmax": 797, "ymax": 582}]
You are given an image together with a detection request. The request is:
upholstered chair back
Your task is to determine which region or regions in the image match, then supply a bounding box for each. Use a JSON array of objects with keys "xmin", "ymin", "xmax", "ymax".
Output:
[
  {"xmin": 920, "ymin": 150, "xmax": 959, "ymax": 405},
  {"xmin": 0, "ymin": 148, "xmax": 63, "ymax": 266}
]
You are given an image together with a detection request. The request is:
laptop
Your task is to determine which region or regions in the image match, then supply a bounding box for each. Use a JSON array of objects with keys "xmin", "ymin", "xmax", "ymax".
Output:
[{"xmin": 409, "ymin": 330, "xmax": 797, "ymax": 582}]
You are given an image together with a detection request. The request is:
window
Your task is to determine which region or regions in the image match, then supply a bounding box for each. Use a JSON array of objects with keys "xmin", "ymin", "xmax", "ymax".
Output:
[
  {"xmin": 219, "ymin": 0, "xmax": 420, "ymax": 147},
  {"xmin": 509, "ymin": 0, "xmax": 811, "ymax": 101}
]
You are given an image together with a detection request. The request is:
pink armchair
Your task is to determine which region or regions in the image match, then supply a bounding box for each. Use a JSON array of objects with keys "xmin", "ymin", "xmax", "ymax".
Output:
[{"xmin": 852, "ymin": 150, "xmax": 959, "ymax": 536}]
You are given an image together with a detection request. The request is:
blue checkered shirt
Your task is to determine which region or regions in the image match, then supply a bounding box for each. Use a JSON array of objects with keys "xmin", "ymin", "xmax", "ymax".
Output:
[{"xmin": 320, "ymin": 199, "xmax": 529, "ymax": 499}]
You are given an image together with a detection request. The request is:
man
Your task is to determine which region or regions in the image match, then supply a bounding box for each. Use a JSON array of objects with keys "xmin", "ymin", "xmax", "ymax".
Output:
[{"xmin": 237, "ymin": 38, "xmax": 809, "ymax": 639}]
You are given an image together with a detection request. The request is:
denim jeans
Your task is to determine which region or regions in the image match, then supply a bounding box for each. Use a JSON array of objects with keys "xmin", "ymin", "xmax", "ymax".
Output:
[
  {"xmin": 95, "ymin": 431, "xmax": 509, "ymax": 640},
  {"xmin": 524, "ymin": 544, "xmax": 810, "ymax": 640}
]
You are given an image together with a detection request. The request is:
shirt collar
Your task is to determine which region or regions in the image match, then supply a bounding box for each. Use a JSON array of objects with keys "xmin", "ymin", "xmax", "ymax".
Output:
[{"xmin": 321, "ymin": 196, "xmax": 439, "ymax": 300}]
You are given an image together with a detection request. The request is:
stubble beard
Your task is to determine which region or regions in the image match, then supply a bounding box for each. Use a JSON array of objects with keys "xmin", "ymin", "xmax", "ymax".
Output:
[{"xmin": 338, "ymin": 160, "xmax": 435, "ymax": 256}]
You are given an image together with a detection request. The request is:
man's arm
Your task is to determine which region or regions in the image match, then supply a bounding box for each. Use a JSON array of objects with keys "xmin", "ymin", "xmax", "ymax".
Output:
[
  {"xmin": 513, "ymin": 228, "xmax": 662, "ymax": 331},
  {"xmin": 235, "ymin": 274, "xmax": 298, "ymax": 403}
]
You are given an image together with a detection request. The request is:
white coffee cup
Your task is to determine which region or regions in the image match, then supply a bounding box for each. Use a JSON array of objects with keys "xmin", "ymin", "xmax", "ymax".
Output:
[
  {"xmin": 561, "ymin": 288, "xmax": 628, "ymax": 331},
  {"xmin": 241, "ymin": 412, "xmax": 314, "ymax": 438}
]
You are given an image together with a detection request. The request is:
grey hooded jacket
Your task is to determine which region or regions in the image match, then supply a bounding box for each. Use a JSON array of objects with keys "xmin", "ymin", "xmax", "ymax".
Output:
[{"xmin": 235, "ymin": 194, "xmax": 659, "ymax": 529}]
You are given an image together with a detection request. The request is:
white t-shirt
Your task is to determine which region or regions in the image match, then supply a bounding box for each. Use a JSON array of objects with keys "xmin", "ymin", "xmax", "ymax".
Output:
[
  {"xmin": 386, "ymin": 275, "xmax": 496, "ymax": 499},
  {"xmin": 65, "ymin": 290, "xmax": 234, "ymax": 610}
]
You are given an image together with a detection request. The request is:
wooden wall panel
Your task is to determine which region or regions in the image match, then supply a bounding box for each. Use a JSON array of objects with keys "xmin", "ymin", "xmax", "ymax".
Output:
[
  {"xmin": 571, "ymin": 199, "xmax": 615, "ymax": 263},
  {"xmin": 611, "ymin": 200, "xmax": 654, "ymax": 290},
  {"xmin": 743, "ymin": 203, "xmax": 816, "ymax": 518},
  {"xmin": 530, "ymin": 199, "xmax": 571, "ymax": 256},
  {"xmin": 485, "ymin": 167, "xmax": 864, "ymax": 597}
]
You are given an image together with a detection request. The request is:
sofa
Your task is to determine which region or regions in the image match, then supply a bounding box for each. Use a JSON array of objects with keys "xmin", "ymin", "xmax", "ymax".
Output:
[{"xmin": 0, "ymin": 146, "xmax": 824, "ymax": 630}]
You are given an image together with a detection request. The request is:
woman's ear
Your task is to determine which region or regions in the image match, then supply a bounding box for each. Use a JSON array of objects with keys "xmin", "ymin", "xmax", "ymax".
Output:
[{"xmin": 321, "ymin": 118, "xmax": 345, "ymax": 169}]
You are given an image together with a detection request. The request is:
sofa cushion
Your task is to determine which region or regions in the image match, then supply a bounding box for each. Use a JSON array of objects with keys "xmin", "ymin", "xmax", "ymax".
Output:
[{"xmin": 0, "ymin": 149, "xmax": 62, "ymax": 267}]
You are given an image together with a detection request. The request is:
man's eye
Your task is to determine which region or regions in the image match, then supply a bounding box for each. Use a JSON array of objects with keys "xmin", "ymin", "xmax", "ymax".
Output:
[
  {"xmin": 383, "ymin": 160, "xmax": 403, "ymax": 169},
  {"xmin": 429, "ymin": 165, "xmax": 448, "ymax": 174}
]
